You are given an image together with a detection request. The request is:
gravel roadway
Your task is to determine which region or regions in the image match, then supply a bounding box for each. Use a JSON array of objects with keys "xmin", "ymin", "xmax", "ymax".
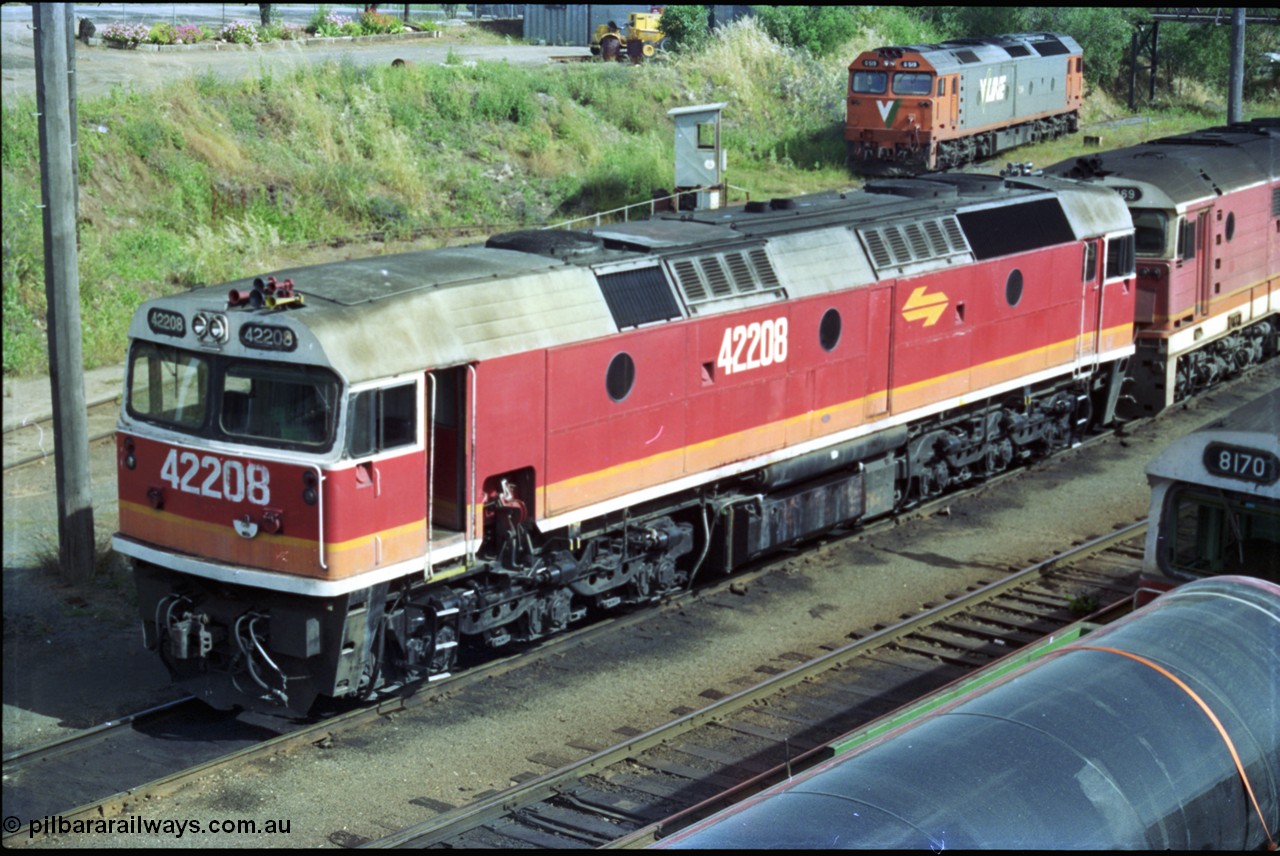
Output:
[
  {"xmin": 2, "ymin": 20, "xmax": 590, "ymax": 104},
  {"xmin": 4, "ymin": 365, "xmax": 1276, "ymax": 847}
]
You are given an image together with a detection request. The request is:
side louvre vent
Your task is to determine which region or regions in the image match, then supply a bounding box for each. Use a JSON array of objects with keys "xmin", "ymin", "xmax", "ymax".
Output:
[
  {"xmin": 748, "ymin": 248, "xmax": 780, "ymax": 289},
  {"xmin": 672, "ymin": 260, "xmax": 706, "ymax": 302},
  {"xmin": 668, "ymin": 247, "xmax": 786, "ymax": 314},
  {"xmin": 700, "ymin": 257, "xmax": 733, "ymax": 297},
  {"xmin": 597, "ymin": 266, "xmax": 683, "ymax": 329},
  {"xmin": 856, "ymin": 214, "xmax": 972, "ymax": 273},
  {"xmin": 1272, "ymin": 187, "xmax": 1280, "ymax": 218}
]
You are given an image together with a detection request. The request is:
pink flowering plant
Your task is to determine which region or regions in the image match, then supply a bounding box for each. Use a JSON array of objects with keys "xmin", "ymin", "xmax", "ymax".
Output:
[
  {"xmin": 314, "ymin": 12, "xmax": 357, "ymax": 37},
  {"xmin": 99, "ymin": 21, "xmax": 151, "ymax": 46},
  {"xmin": 146, "ymin": 22, "xmax": 207, "ymax": 45},
  {"xmin": 217, "ymin": 20, "xmax": 261, "ymax": 45}
]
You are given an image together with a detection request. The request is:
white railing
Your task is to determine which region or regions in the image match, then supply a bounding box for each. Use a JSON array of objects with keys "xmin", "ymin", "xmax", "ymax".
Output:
[{"xmin": 544, "ymin": 184, "xmax": 752, "ymax": 231}]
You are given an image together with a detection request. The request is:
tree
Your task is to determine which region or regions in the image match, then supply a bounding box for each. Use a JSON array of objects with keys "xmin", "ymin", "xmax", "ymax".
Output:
[
  {"xmin": 752, "ymin": 6, "xmax": 858, "ymax": 57},
  {"xmin": 920, "ymin": 7, "xmax": 1136, "ymax": 92},
  {"xmin": 659, "ymin": 5, "xmax": 712, "ymax": 53}
]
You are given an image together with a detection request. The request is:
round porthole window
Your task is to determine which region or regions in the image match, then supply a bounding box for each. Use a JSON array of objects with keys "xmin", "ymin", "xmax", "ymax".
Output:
[
  {"xmin": 1006, "ymin": 268, "xmax": 1024, "ymax": 307},
  {"xmin": 819, "ymin": 308, "xmax": 842, "ymax": 352},
  {"xmin": 1225, "ymin": 212, "xmax": 1235, "ymax": 242},
  {"xmin": 606, "ymin": 352, "xmax": 635, "ymax": 402}
]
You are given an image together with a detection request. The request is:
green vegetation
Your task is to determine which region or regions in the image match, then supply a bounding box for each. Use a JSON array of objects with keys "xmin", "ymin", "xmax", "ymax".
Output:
[{"xmin": 3, "ymin": 8, "xmax": 1278, "ymax": 376}]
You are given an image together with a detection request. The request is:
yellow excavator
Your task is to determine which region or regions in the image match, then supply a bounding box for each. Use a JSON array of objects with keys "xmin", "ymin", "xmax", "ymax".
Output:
[{"xmin": 590, "ymin": 12, "xmax": 665, "ymax": 62}]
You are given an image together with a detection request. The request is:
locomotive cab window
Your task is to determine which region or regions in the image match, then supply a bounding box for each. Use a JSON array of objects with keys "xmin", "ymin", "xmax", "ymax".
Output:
[
  {"xmin": 222, "ymin": 363, "xmax": 338, "ymax": 448},
  {"xmin": 1104, "ymin": 234, "xmax": 1135, "ymax": 279},
  {"xmin": 1130, "ymin": 209, "xmax": 1169, "ymax": 256},
  {"xmin": 128, "ymin": 342, "xmax": 209, "ymax": 429},
  {"xmin": 346, "ymin": 381, "xmax": 418, "ymax": 459},
  {"xmin": 1177, "ymin": 217, "xmax": 1197, "ymax": 261},
  {"xmin": 892, "ymin": 73, "xmax": 933, "ymax": 95},
  {"xmin": 1082, "ymin": 242, "xmax": 1097, "ymax": 282},
  {"xmin": 851, "ymin": 70, "xmax": 887, "ymax": 94},
  {"xmin": 1165, "ymin": 487, "xmax": 1280, "ymax": 581}
]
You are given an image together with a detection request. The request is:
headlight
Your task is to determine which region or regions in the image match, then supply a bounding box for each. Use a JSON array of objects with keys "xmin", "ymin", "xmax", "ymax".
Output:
[
  {"xmin": 193, "ymin": 312, "xmax": 229, "ymax": 344},
  {"xmin": 208, "ymin": 314, "xmax": 228, "ymax": 342}
]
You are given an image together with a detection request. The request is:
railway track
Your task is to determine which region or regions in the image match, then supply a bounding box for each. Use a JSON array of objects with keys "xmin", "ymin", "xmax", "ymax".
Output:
[
  {"xmin": 0, "ymin": 491, "xmax": 1139, "ymax": 846},
  {"xmin": 366, "ymin": 523, "xmax": 1147, "ymax": 849},
  {"xmin": 2, "ymin": 397, "xmax": 119, "ymax": 473}
]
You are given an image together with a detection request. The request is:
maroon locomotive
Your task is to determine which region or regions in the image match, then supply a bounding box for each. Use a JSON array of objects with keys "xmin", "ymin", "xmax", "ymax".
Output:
[{"xmin": 1046, "ymin": 119, "xmax": 1279, "ymax": 414}]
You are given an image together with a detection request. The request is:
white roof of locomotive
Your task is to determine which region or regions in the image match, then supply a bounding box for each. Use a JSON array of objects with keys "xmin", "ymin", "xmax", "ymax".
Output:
[
  {"xmin": 1145, "ymin": 387, "xmax": 1280, "ymax": 500},
  {"xmin": 128, "ymin": 176, "xmax": 1132, "ymax": 386}
]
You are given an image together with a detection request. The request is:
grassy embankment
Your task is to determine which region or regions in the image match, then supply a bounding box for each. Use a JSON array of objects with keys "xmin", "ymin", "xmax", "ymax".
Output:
[{"xmin": 2, "ymin": 15, "xmax": 1272, "ymax": 377}]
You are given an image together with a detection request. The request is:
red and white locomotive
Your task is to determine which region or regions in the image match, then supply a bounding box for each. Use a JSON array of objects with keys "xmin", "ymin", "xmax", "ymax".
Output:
[
  {"xmin": 846, "ymin": 32, "xmax": 1084, "ymax": 175},
  {"xmin": 114, "ymin": 124, "xmax": 1275, "ymax": 715}
]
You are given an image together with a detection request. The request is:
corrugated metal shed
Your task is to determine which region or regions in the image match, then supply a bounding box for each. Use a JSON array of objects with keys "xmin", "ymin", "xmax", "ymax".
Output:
[
  {"xmin": 522, "ymin": 4, "xmax": 753, "ymax": 46},
  {"xmin": 523, "ymin": 4, "xmax": 648, "ymax": 47}
]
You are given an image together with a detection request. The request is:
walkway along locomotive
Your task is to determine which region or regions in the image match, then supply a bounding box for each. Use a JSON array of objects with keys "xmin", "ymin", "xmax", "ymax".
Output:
[
  {"xmin": 846, "ymin": 32, "xmax": 1083, "ymax": 175},
  {"xmin": 113, "ymin": 125, "xmax": 1274, "ymax": 716}
]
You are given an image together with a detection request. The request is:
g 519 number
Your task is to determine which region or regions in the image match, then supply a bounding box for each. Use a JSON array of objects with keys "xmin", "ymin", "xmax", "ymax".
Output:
[
  {"xmin": 160, "ymin": 449, "xmax": 271, "ymax": 505},
  {"xmin": 717, "ymin": 317, "xmax": 788, "ymax": 376}
]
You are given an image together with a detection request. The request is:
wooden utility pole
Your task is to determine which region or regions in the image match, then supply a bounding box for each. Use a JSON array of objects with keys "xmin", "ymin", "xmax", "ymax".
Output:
[
  {"xmin": 1228, "ymin": 7, "xmax": 1245, "ymax": 123},
  {"xmin": 34, "ymin": 3, "xmax": 95, "ymax": 584}
]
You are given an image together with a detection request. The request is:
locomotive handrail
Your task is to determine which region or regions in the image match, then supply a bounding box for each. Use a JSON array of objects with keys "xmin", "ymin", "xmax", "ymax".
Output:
[
  {"xmin": 467, "ymin": 365, "xmax": 477, "ymax": 564},
  {"xmin": 309, "ymin": 463, "xmax": 327, "ymax": 571},
  {"xmin": 426, "ymin": 373, "xmax": 436, "ymax": 580},
  {"xmin": 544, "ymin": 184, "xmax": 751, "ymax": 231}
]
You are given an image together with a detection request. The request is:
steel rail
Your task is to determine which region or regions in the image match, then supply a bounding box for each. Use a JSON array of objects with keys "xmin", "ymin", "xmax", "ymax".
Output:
[{"xmin": 366, "ymin": 520, "xmax": 1147, "ymax": 848}]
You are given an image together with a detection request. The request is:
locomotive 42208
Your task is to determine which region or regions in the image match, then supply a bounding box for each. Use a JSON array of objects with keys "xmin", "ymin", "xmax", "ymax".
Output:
[{"xmin": 113, "ymin": 121, "xmax": 1278, "ymax": 715}]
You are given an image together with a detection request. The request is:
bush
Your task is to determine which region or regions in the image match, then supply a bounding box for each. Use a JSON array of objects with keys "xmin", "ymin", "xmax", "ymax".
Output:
[
  {"xmin": 217, "ymin": 20, "xmax": 260, "ymax": 45},
  {"xmin": 262, "ymin": 22, "xmax": 307, "ymax": 41},
  {"xmin": 360, "ymin": 11, "xmax": 405, "ymax": 35},
  {"xmin": 98, "ymin": 21, "xmax": 150, "ymax": 46},
  {"xmin": 752, "ymin": 6, "xmax": 858, "ymax": 57},
  {"xmin": 659, "ymin": 6, "xmax": 711, "ymax": 53},
  {"xmin": 147, "ymin": 22, "xmax": 206, "ymax": 45},
  {"xmin": 314, "ymin": 12, "xmax": 357, "ymax": 37}
]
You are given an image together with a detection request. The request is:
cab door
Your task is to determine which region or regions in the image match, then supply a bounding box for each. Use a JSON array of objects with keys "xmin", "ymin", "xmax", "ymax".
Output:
[
  {"xmin": 427, "ymin": 366, "xmax": 469, "ymax": 533},
  {"xmin": 1076, "ymin": 239, "xmax": 1102, "ymax": 365},
  {"xmin": 1196, "ymin": 210, "xmax": 1212, "ymax": 319}
]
